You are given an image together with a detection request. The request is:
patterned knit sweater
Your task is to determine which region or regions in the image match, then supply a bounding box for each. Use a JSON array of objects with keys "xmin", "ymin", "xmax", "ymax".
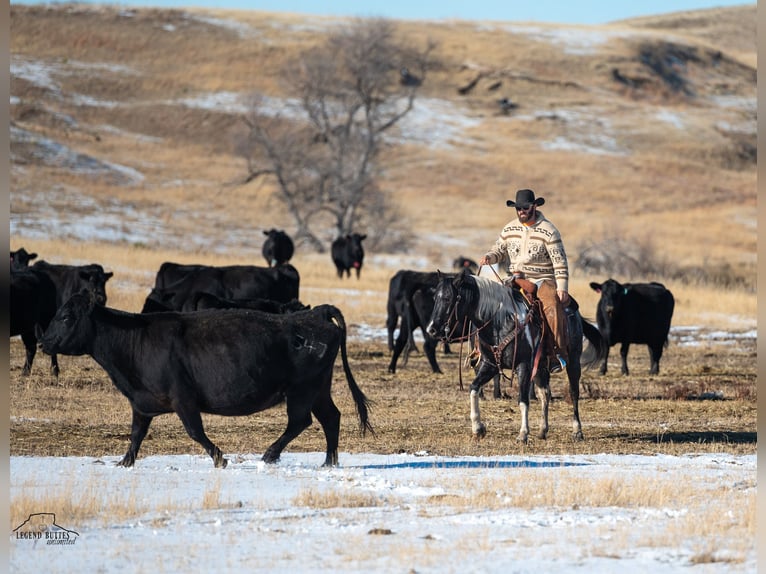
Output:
[{"xmin": 482, "ymin": 211, "xmax": 569, "ymax": 292}]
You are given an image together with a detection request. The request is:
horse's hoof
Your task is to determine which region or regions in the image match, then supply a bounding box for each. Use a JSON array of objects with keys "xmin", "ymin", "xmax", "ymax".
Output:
[
  {"xmin": 472, "ymin": 424, "xmax": 487, "ymax": 440},
  {"xmin": 572, "ymin": 431, "xmax": 584, "ymax": 441},
  {"xmin": 537, "ymin": 431, "xmax": 548, "ymax": 440},
  {"xmin": 516, "ymin": 434, "xmax": 528, "ymax": 444}
]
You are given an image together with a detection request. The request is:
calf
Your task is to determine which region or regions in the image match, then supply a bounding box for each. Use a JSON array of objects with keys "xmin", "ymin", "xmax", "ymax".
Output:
[
  {"xmin": 38, "ymin": 292, "xmax": 373, "ymax": 468},
  {"xmin": 11, "ymin": 247, "xmax": 38, "ymax": 271},
  {"xmin": 331, "ymin": 233, "xmax": 366, "ymax": 279},
  {"xmin": 261, "ymin": 229, "xmax": 295, "ymax": 267},
  {"xmin": 11, "ymin": 261, "xmax": 113, "ymax": 376},
  {"xmin": 589, "ymin": 279, "xmax": 675, "ymax": 375}
]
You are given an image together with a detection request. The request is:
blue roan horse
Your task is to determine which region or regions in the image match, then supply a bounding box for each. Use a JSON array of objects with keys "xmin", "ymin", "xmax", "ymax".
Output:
[{"xmin": 426, "ymin": 270, "xmax": 605, "ymax": 443}]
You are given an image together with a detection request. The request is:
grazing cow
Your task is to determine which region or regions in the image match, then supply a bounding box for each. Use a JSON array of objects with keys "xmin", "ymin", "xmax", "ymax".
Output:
[
  {"xmin": 11, "ymin": 261, "xmax": 113, "ymax": 376},
  {"xmin": 262, "ymin": 229, "xmax": 295, "ymax": 267},
  {"xmin": 190, "ymin": 292, "xmax": 309, "ymax": 313},
  {"xmin": 331, "ymin": 233, "xmax": 366, "ymax": 279},
  {"xmin": 142, "ymin": 263, "xmax": 300, "ymax": 313},
  {"xmin": 589, "ymin": 279, "xmax": 675, "ymax": 375},
  {"xmin": 11, "ymin": 247, "xmax": 38, "ymax": 271},
  {"xmin": 452, "ymin": 256, "xmax": 479, "ymax": 274},
  {"xmin": 38, "ymin": 292, "xmax": 373, "ymax": 468}
]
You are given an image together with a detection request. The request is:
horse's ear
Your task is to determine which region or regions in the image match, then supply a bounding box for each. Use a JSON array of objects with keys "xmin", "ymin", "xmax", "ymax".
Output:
[{"xmin": 436, "ymin": 269, "xmax": 443, "ymax": 280}]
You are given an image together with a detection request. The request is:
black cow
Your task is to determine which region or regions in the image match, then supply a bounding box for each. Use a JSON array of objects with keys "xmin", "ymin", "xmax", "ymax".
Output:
[
  {"xmin": 151, "ymin": 262, "xmax": 208, "ymax": 290},
  {"xmin": 11, "ymin": 261, "xmax": 113, "ymax": 376},
  {"xmin": 452, "ymin": 256, "xmax": 479, "ymax": 274},
  {"xmin": 38, "ymin": 292, "xmax": 373, "ymax": 468},
  {"xmin": 142, "ymin": 263, "xmax": 300, "ymax": 313},
  {"xmin": 386, "ymin": 270, "xmax": 453, "ymax": 372},
  {"xmin": 331, "ymin": 233, "xmax": 366, "ymax": 279},
  {"xmin": 589, "ymin": 279, "xmax": 675, "ymax": 375},
  {"xmin": 11, "ymin": 247, "xmax": 38, "ymax": 271},
  {"xmin": 262, "ymin": 229, "xmax": 295, "ymax": 267},
  {"xmin": 386, "ymin": 270, "xmax": 445, "ymax": 351},
  {"xmin": 191, "ymin": 292, "xmax": 309, "ymax": 313},
  {"xmin": 388, "ymin": 285, "xmax": 443, "ymax": 374}
]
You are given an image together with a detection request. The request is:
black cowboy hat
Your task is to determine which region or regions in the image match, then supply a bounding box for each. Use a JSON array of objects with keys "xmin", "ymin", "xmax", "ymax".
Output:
[{"xmin": 506, "ymin": 188, "xmax": 545, "ymax": 208}]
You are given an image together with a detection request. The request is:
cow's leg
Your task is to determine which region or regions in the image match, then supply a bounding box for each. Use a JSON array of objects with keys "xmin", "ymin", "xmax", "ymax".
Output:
[
  {"xmin": 20, "ymin": 332, "xmax": 37, "ymax": 376},
  {"xmin": 385, "ymin": 308, "xmax": 398, "ymax": 352},
  {"xmin": 599, "ymin": 346, "xmax": 609, "ymax": 375},
  {"xmin": 49, "ymin": 353, "xmax": 59, "ymax": 378},
  {"xmin": 648, "ymin": 344, "xmax": 663, "ymax": 375},
  {"xmin": 533, "ymin": 370, "xmax": 551, "ymax": 440},
  {"xmin": 311, "ymin": 385, "xmax": 341, "ymax": 467},
  {"xmin": 262, "ymin": 396, "xmax": 313, "ymax": 464},
  {"xmin": 117, "ymin": 409, "xmax": 153, "ymax": 467},
  {"xmin": 619, "ymin": 343, "xmax": 630, "ymax": 375},
  {"xmin": 423, "ymin": 335, "xmax": 441, "ymax": 374},
  {"xmin": 566, "ymin": 360, "xmax": 584, "ymax": 440},
  {"xmin": 388, "ymin": 323, "xmax": 411, "ymax": 373},
  {"xmin": 516, "ymin": 362, "xmax": 532, "ymax": 443},
  {"xmin": 174, "ymin": 403, "xmax": 227, "ymax": 468}
]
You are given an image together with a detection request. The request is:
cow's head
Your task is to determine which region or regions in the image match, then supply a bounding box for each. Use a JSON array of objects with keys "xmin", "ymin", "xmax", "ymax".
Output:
[
  {"xmin": 37, "ymin": 291, "xmax": 97, "ymax": 357},
  {"xmin": 590, "ymin": 278, "xmax": 627, "ymax": 324},
  {"xmin": 348, "ymin": 233, "xmax": 367, "ymax": 262},
  {"xmin": 10, "ymin": 248, "xmax": 38, "ymax": 271},
  {"xmin": 80, "ymin": 267, "xmax": 113, "ymax": 305}
]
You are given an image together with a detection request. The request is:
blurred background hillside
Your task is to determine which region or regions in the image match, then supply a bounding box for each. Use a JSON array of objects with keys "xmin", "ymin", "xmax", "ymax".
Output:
[{"xmin": 10, "ymin": 3, "xmax": 756, "ymax": 322}]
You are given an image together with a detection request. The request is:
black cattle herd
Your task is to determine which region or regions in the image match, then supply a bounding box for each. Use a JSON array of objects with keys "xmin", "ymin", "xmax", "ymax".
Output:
[{"xmin": 10, "ymin": 234, "xmax": 675, "ymax": 467}]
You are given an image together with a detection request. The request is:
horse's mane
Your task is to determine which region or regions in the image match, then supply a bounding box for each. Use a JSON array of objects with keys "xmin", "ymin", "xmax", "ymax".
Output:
[{"xmin": 470, "ymin": 275, "xmax": 524, "ymax": 321}]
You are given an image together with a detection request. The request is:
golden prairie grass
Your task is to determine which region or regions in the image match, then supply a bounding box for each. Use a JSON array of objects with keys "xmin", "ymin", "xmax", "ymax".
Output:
[
  {"xmin": 10, "ymin": 474, "xmax": 243, "ymax": 531},
  {"xmin": 292, "ymin": 488, "xmax": 397, "ymax": 509}
]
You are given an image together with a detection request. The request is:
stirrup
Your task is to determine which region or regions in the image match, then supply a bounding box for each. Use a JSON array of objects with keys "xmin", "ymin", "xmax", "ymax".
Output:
[{"xmin": 550, "ymin": 354, "xmax": 567, "ymax": 373}]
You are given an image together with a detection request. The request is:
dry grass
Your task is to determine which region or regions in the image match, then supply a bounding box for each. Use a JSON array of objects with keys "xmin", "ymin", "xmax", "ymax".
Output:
[{"xmin": 10, "ymin": 475, "xmax": 235, "ymax": 530}]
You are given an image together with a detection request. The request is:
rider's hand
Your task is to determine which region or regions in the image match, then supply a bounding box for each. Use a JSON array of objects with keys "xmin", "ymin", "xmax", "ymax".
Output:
[
  {"xmin": 558, "ymin": 290, "xmax": 570, "ymax": 305},
  {"xmin": 478, "ymin": 256, "xmax": 490, "ymax": 266}
]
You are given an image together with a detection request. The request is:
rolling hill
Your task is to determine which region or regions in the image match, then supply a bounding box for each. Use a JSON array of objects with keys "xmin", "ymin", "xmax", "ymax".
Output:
[{"xmin": 10, "ymin": 3, "xmax": 756, "ymax": 287}]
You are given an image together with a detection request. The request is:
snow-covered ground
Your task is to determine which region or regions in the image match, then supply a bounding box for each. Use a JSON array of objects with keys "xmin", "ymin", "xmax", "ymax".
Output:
[{"xmin": 10, "ymin": 452, "xmax": 756, "ymax": 573}]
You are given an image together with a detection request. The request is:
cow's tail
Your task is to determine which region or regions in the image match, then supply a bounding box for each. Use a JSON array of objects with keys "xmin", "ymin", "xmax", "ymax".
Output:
[
  {"xmin": 581, "ymin": 318, "xmax": 607, "ymax": 370},
  {"xmin": 326, "ymin": 305, "xmax": 374, "ymax": 436}
]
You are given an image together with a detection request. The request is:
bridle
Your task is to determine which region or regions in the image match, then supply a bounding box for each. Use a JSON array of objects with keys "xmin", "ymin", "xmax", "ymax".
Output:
[{"xmin": 436, "ymin": 276, "xmax": 543, "ymax": 388}]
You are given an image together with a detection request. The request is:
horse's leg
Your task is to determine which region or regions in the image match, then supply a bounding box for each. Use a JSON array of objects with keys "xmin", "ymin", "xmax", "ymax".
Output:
[
  {"xmin": 516, "ymin": 362, "xmax": 532, "ymax": 443},
  {"xmin": 566, "ymin": 359, "xmax": 584, "ymax": 441},
  {"xmin": 469, "ymin": 361, "xmax": 498, "ymax": 439},
  {"xmin": 533, "ymin": 369, "xmax": 551, "ymax": 440}
]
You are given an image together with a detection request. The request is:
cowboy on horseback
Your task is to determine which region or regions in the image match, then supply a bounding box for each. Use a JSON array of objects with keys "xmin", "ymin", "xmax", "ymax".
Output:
[{"xmin": 478, "ymin": 188, "xmax": 570, "ymax": 373}]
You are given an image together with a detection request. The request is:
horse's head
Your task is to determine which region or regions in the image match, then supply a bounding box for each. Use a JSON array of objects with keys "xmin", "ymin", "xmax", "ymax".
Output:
[{"xmin": 426, "ymin": 269, "xmax": 470, "ymax": 341}]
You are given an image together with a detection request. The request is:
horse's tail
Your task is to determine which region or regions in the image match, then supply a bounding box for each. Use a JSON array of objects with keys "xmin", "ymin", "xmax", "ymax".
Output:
[
  {"xmin": 581, "ymin": 318, "xmax": 607, "ymax": 370},
  {"xmin": 326, "ymin": 305, "xmax": 374, "ymax": 436}
]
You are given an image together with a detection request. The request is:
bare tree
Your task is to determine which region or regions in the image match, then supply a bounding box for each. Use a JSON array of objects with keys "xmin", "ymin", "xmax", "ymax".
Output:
[{"xmin": 240, "ymin": 18, "xmax": 435, "ymax": 252}]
